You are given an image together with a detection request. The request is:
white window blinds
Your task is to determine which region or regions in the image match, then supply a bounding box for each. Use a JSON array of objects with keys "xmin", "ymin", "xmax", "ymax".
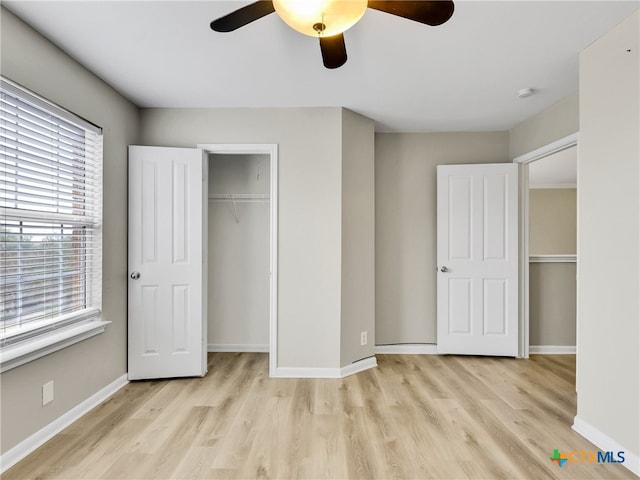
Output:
[{"xmin": 0, "ymin": 77, "xmax": 103, "ymax": 345}]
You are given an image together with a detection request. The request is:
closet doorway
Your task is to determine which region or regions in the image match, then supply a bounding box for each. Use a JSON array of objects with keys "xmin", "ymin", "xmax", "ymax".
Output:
[
  {"xmin": 527, "ymin": 146, "xmax": 577, "ymax": 354},
  {"xmin": 199, "ymin": 144, "xmax": 278, "ymax": 376},
  {"xmin": 513, "ymin": 133, "xmax": 577, "ymax": 357}
]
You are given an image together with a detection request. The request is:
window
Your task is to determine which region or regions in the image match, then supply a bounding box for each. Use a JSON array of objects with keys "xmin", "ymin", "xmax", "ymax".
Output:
[{"xmin": 0, "ymin": 77, "xmax": 106, "ymax": 371}]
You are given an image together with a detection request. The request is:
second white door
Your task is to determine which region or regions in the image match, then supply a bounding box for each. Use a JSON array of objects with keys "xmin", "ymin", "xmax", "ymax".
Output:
[{"xmin": 436, "ymin": 163, "xmax": 519, "ymax": 356}]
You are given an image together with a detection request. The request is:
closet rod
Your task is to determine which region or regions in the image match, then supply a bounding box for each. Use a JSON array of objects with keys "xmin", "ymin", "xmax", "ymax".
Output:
[
  {"xmin": 208, "ymin": 193, "xmax": 270, "ymax": 224},
  {"xmin": 208, "ymin": 193, "xmax": 270, "ymax": 202}
]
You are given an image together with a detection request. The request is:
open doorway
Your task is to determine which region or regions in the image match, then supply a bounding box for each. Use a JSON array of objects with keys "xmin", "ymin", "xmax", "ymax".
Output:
[
  {"xmin": 207, "ymin": 153, "xmax": 271, "ymax": 353},
  {"xmin": 199, "ymin": 144, "xmax": 278, "ymax": 376},
  {"xmin": 528, "ymin": 146, "xmax": 577, "ymax": 353},
  {"xmin": 514, "ymin": 133, "xmax": 577, "ymax": 357}
]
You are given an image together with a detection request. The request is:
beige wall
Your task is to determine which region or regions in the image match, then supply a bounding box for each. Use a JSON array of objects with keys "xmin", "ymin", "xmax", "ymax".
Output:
[
  {"xmin": 529, "ymin": 263, "xmax": 576, "ymax": 346},
  {"xmin": 509, "ymin": 93, "xmax": 579, "ymax": 159},
  {"xmin": 375, "ymin": 132, "xmax": 510, "ymax": 345},
  {"xmin": 207, "ymin": 154, "xmax": 270, "ymax": 348},
  {"xmin": 340, "ymin": 109, "xmax": 375, "ymax": 366},
  {"xmin": 528, "ymin": 188, "xmax": 577, "ymax": 347},
  {"xmin": 0, "ymin": 9, "xmax": 139, "ymax": 454},
  {"xmin": 140, "ymin": 107, "xmax": 346, "ymax": 369},
  {"xmin": 529, "ymin": 189, "xmax": 577, "ymax": 254},
  {"xmin": 577, "ymin": 10, "xmax": 639, "ymax": 460}
]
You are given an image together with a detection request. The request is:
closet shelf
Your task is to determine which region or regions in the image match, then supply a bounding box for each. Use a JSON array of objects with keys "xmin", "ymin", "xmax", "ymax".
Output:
[
  {"xmin": 208, "ymin": 193, "xmax": 270, "ymax": 224},
  {"xmin": 208, "ymin": 193, "xmax": 270, "ymax": 203}
]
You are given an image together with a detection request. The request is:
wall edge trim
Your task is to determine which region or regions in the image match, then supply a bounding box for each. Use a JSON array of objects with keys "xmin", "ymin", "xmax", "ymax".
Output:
[
  {"xmin": 274, "ymin": 356, "xmax": 376, "ymax": 379},
  {"xmin": 529, "ymin": 346, "xmax": 576, "ymax": 354},
  {"xmin": 340, "ymin": 356, "xmax": 377, "ymax": 378},
  {"xmin": 513, "ymin": 132, "xmax": 579, "ymax": 164},
  {"xmin": 572, "ymin": 416, "xmax": 640, "ymax": 477},
  {"xmin": 375, "ymin": 344, "xmax": 439, "ymax": 354},
  {"xmin": 0, "ymin": 374, "xmax": 128, "ymax": 474}
]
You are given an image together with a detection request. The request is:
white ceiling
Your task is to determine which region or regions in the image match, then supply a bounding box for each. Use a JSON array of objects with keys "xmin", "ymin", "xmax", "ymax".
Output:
[
  {"xmin": 528, "ymin": 145, "xmax": 577, "ymax": 188},
  {"xmin": 3, "ymin": 1, "xmax": 639, "ymax": 132}
]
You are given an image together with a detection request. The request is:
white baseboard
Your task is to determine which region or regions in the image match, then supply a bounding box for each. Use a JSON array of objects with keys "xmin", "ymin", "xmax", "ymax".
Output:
[
  {"xmin": 339, "ymin": 357, "xmax": 377, "ymax": 378},
  {"xmin": 274, "ymin": 366, "xmax": 342, "ymax": 378},
  {"xmin": 274, "ymin": 356, "xmax": 377, "ymax": 379},
  {"xmin": 529, "ymin": 345, "xmax": 576, "ymax": 354},
  {"xmin": 0, "ymin": 373, "xmax": 128, "ymax": 474},
  {"xmin": 208, "ymin": 344, "xmax": 269, "ymax": 353},
  {"xmin": 375, "ymin": 344, "xmax": 439, "ymax": 354},
  {"xmin": 375, "ymin": 344, "xmax": 576, "ymax": 355},
  {"xmin": 573, "ymin": 416, "xmax": 640, "ymax": 477}
]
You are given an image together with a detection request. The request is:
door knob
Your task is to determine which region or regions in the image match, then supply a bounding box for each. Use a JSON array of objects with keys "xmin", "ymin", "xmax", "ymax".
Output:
[
  {"xmin": 440, "ymin": 266, "xmax": 449, "ymax": 273},
  {"xmin": 130, "ymin": 272, "xmax": 141, "ymax": 280}
]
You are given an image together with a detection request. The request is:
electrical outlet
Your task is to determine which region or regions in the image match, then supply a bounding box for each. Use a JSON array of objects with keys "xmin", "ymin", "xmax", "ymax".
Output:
[
  {"xmin": 42, "ymin": 381, "xmax": 54, "ymax": 406},
  {"xmin": 360, "ymin": 331, "xmax": 368, "ymax": 346}
]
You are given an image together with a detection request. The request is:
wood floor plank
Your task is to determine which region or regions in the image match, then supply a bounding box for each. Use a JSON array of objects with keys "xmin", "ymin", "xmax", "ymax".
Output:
[{"xmin": 4, "ymin": 353, "xmax": 637, "ymax": 480}]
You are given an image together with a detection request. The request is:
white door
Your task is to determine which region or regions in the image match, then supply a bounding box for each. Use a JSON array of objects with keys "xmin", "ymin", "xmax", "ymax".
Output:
[
  {"xmin": 128, "ymin": 146, "xmax": 207, "ymax": 380},
  {"xmin": 436, "ymin": 163, "xmax": 519, "ymax": 356}
]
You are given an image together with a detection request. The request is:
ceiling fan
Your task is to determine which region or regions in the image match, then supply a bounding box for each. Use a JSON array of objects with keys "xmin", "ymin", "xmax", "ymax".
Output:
[{"xmin": 210, "ymin": 0, "xmax": 455, "ymax": 69}]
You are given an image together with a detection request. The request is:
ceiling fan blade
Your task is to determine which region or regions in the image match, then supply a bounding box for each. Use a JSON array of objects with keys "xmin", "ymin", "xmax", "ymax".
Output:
[
  {"xmin": 210, "ymin": 1, "xmax": 275, "ymax": 32},
  {"xmin": 367, "ymin": 1, "xmax": 454, "ymax": 26},
  {"xmin": 319, "ymin": 34, "xmax": 348, "ymax": 69}
]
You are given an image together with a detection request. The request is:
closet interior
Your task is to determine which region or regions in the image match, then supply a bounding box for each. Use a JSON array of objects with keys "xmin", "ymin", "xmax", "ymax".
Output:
[{"xmin": 207, "ymin": 153, "xmax": 270, "ymax": 352}]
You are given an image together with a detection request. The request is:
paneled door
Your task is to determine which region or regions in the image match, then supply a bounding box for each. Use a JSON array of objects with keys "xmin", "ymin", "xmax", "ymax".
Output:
[
  {"xmin": 436, "ymin": 163, "xmax": 519, "ymax": 356},
  {"xmin": 128, "ymin": 146, "xmax": 207, "ymax": 380}
]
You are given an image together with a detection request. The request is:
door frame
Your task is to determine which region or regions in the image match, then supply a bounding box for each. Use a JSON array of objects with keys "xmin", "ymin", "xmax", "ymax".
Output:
[
  {"xmin": 198, "ymin": 143, "xmax": 279, "ymax": 377},
  {"xmin": 512, "ymin": 132, "xmax": 578, "ymax": 358}
]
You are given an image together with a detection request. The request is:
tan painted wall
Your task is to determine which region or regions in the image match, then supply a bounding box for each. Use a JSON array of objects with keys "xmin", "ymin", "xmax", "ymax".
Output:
[
  {"xmin": 340, "ymin": 109, "xmax": 375, "ymax": 366},
  {"xmin": 529, "ymin": 189, "xmax": 577, "ymax": 255},
  {"xmin": 528, "ymin": 188, "xmax": 577, "ymax": 347},
  {"xmin": 509, "ymin": 93, "xmax": 579, "ymax": 159},
  {"xmin": 529, "ymin": 263, "xmax": 576, "ymax": 346},
  {"xmin": 375, "ymin": 132, "xmax": 510, "ymax": 345},
  {"xmin": 207, "ymin": 154, "xmax": 270, "ymax": 348},
  {"xmin": 0, "ymin": 9, "xmax": 139, "ymax": 454},
  {"xmin": 577, "ymin": 10, "xmax": 639, "ymax": 459}
]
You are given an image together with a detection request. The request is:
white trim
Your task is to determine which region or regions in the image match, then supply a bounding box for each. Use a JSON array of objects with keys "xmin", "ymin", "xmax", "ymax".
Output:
[
  {"xmin": 0, "ymin": 373, "xmax": 128, "ymax": 474},
  {"xmin": 529, "ymin": 254, "xmax": 577, "ymax": 263},
  {"xmin": 197, "ymin": 144, "xmax": 278, "ymax": 378},
  {"xmin": 375, "ymin": 344, "xmax": 439, "ymax": 354},
  {"xmin": 529, "ymin": 345, "xmax": 576, "ymax": 354},
  {"xmin": 208, "ymin": 344, "xmax": 269, "ymax": 353},
  {"xmin": 572, "ymin": 416, "xmax": 640, "ymax": 477},
  {"xmin": 340, "ymin": 357, "xmax": 377, "ymax": 377},
  {"xmin": 0, "ymin": 321, "xmax": 110, "ymax": 373},
  {"xmin": 513, "ymin": 132, "xmax": 579, "ymax": 165},
  {"xmin": 513, "ymin": 132, "xmax": 579, "ymax": 359},
  {"xmin": 0, "ymin": 308, "xmax": 101, "ymax": 342},
  {"xmin": 529, "ymin": 183, "xmax": 577, "ymax": 189},
  {"xmin": 274, "ymin": 367, "xmax": 343, "ymax": 378},
  {"xmin": 518, "ymin": 164, "xmax": 530, "ymax": 358},
  {"xmin": 274, "ymin": 356, "xmax": 377, "ymax": 379}
]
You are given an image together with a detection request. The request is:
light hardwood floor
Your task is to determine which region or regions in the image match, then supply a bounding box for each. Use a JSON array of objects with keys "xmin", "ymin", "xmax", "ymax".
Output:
[{"xmin": 4, "ymin": 353, "xmax": 636, "ymax": 479}]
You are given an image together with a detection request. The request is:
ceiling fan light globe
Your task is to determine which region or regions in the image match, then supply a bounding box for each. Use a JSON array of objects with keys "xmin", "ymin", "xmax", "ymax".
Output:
[{"xmin": 273, "ymin": 0, "xmax": 367, "ymax": 37}]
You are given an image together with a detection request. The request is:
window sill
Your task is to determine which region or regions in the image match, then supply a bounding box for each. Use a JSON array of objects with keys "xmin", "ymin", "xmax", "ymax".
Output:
[{"xmin": 0, "ymin": 320, "xmax": 111, "ymax": 373}]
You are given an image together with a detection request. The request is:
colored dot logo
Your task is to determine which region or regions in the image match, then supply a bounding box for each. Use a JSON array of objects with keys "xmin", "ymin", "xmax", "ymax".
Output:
[{"xmin": 550, "ymin": 449, "xmax": 568, "ymax": 467}]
